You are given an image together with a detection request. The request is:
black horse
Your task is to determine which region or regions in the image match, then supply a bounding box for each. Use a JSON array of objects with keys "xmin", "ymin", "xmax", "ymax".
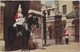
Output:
[{"xmin": 7, "ymin": 14, "xmax": 39, "ymax": 50}]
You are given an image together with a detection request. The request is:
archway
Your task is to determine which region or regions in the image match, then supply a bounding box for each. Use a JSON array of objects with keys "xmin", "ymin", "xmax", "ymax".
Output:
[{"xmin": 4, "ymin": 1, "xmax": 29, "ymax": 50}]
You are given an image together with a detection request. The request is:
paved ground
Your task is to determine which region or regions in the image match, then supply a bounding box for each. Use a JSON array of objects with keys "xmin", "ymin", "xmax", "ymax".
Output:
[
  {"xmin": 0, "ymin": 40, "xmax": 5, "ymax": 51},
  {"xmin": 0, "ymin": 36, "xmax": 79, "ymax": 52},
  {"xmin": 5, "ymin": 42, "xmax": 79, "ymax": 52}
]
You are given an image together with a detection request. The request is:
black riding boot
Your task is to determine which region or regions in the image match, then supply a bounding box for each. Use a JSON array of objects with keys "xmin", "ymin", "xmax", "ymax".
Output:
[{"xmin": 17, "ymin": 25, "xmax": 22, "ymax": 36}]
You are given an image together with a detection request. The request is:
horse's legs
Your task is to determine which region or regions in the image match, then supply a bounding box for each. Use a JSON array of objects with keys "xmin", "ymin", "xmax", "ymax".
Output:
[
  {"xmin": 22, "ymin": 36, "xmax": 25, "ymax": 50},
  {"xmin": 8, "ymin": 26, "xmax": 16, "ymax": 50},
  {"xmin": 8, "ymin": 33, "xmax": 13, "ymax": 50},
  {"xmin": 8, "ymin": 28, "xmax": 12, "ymax": 48},
  {"xmin": 26, "ymin": 33, "xmax": 30, "ymax": 50},
  {"xmin": 22, "ymin": 35, "xmax": 30, "ymax": 51}
]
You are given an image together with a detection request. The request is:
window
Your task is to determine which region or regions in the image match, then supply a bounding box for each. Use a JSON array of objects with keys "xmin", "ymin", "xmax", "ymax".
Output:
[
  {"xmin": 47, "ymin": 10, "xmax": 50, "ymax": 17},
  {"xmin": 63, "ymin": 5, "xmax": 67, "ymax": 14}
]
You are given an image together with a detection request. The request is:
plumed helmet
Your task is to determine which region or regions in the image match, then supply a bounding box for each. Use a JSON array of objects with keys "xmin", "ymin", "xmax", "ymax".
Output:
[{"xmin": 18, "ymin": 4, "xmax": 22, "ymax": 12}]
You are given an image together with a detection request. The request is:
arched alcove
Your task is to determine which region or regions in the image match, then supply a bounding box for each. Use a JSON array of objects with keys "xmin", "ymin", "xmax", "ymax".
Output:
[{"xmin": 4, "ymin": 1, "xmax": 29, "ymax": 50}]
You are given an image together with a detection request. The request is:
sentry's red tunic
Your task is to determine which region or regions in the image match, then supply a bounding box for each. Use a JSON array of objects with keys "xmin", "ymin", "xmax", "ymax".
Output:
[
  {"xmin": 66, "ymin": 34, "xmax": 69, "ymax": 36},
  {"xmin": 15, "ymin": 13, "xmax": 23, "ymax": 21},
  {"xmin": 14, "ymin": 13, "xmax": 24, "ymax": 25},
  {"xmin": 15, "ymin": 13, "xmax": 18, "ymax": 21},
  {"xmin": 65, "ymin": 30, "xmax": 69, "ymax": 38}
]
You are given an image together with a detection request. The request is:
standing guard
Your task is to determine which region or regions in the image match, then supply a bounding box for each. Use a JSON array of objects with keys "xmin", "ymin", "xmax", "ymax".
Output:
[{"xmin": 65, "ymin": 28, "xmax": 70, "ymax": 44}]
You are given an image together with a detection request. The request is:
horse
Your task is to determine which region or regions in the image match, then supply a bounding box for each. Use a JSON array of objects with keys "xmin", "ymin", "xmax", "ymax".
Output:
[{"xmin": 7, "ymin": 14, "xmax": 39, "ymax": 50}]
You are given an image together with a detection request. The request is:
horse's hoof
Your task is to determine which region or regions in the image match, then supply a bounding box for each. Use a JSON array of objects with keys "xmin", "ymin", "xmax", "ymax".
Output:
[
  {"xmin": 24, "ymin": 48, "xmax": 30, "ymax": 51},
  {"xmin": 29, "ymin": 49, "xmax": 30, "ymax": 51},
  {"xmin": 17, "ymin": 32, "xmax": 22, "ymax": 36},
  {"xmin": 7, "ymin": 48, "xmax": 11, "ymax": 51},
  {"xmin": 21, "ymin": 49, "xmax": 24, "ymax": 51}
]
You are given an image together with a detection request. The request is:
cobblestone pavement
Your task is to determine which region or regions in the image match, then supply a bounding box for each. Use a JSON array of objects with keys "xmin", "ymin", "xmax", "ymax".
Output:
[{"xmin": 0, "ymin": 36, "xmax": 79, "ymax": 52}]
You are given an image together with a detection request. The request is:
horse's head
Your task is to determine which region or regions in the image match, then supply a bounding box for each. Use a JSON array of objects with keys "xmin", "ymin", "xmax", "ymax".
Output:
[{"xmin": 28, "ymin": 14, "xmax": 39, "ymax": 28}]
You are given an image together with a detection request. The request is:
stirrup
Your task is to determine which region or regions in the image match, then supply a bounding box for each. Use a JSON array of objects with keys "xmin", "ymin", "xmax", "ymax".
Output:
[{"xmin": 17, "ymin": 31, "xmax": 22, "ymax": 36}]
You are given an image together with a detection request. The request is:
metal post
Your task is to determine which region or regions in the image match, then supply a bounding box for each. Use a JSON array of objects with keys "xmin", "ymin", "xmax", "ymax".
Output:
[{"xmin": 43, "ymin": 10, "xmax": 46, "ymax": 46}]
